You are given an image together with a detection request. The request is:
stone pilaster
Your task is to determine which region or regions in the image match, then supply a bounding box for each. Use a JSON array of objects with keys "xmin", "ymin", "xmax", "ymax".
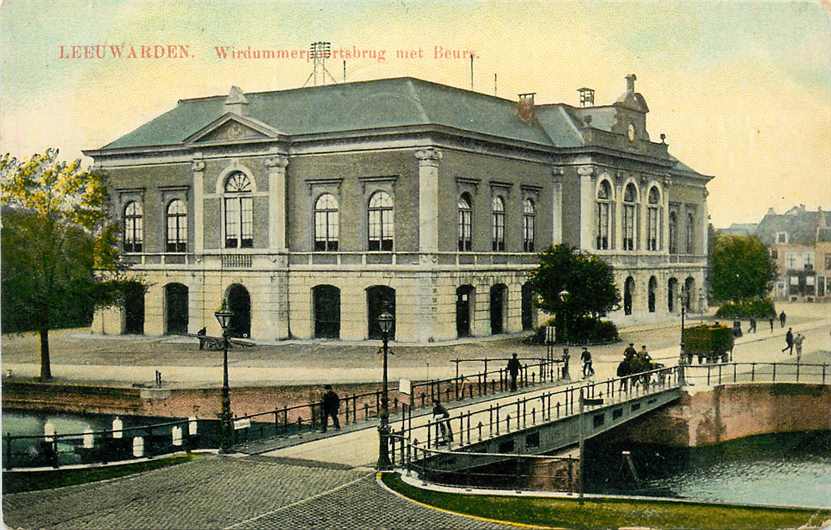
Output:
[
  {"xmin": 192, "ymin": 159, "xmax": 205, "ymax": 253},
  {"xmin": 662, "ymin": 176, "xmax": 672, "ymax": 252},
  {"xmin": 265, "ymin": 154, "xmax": 289, "ymax": 251},
  {"xmin": 577, "ymin": 165, "xmax": 594, "ymax": 250},
  {"xmin": 415, "ymin": 148, "xmax": 443, "ymax": 254},
  {"xmin": 551, "ymin": 167, "xmax": 563, "ymax": 246},
  {"xmin": 614, "ymin": 172, "xmax": 624, "ymax": 250}
]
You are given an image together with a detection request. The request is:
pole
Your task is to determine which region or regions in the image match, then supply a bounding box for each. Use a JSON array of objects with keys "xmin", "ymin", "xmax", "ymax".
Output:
[
  {"xmin": 377, "ymin": 331, "xmax": 392, "ymax": 470},
  {"xmin": 470, "ymin": 55, "xmax": 474, "ymax": 90},
  {"xmin": 220, "ymin": 330, "xmax": 232, "ymax": 454},
  {"xmin": 578, "ymin": 388, "xmax": 585, "ymax": 505}
]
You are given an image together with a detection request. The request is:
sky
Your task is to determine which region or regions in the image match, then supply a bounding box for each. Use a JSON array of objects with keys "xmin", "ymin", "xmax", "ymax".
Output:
[{"xmin": 1, "ymin": 0, "xmax": 829, "ymax": 227}]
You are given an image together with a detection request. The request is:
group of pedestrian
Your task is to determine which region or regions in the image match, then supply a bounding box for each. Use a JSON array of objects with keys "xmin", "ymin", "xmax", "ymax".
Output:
[{"xmin": 782, "ymin": 327, "xmax": 806, "ymax": 359}]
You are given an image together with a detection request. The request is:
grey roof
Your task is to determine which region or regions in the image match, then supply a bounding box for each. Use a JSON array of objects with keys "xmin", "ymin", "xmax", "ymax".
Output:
[
  {"xmin": 97, "ymin": 76, "xmax": 704, "ymax": 177},
  {"xmin": 756, "ymin": 207, "xmax": 831, "ymax": 245}
]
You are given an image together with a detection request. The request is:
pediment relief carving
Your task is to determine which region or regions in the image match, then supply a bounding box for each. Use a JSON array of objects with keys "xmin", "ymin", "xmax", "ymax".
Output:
[{"xmin": 197, "ymin": 120, "xmax": 268, "ymax": 143}]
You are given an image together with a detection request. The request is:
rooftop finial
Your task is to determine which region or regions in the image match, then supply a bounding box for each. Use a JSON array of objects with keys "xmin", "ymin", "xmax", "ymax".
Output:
[
  {"xmin": 626, "ymin": 73, "xmax": 637, "ymax": 93},
  {"xmin": 225, "ymin": 86, "xmax": 249, "ymax": 116}
]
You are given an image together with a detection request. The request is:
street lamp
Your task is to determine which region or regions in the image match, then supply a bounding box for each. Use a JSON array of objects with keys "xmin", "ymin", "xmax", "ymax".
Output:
[
  {"xmin": 376, "ymin": 308, "xmax": 394, "ymax": 470},
  {"xmin": 678, "ymin": 287, "xmax": 687, "ymax": 365},
  {"xmin": 559, "ymin": 289, "xmax": 570, "ymax": 345},
  {"xmin": 214, "ymin": 306, "xmax": 234, "ymax": 454}
]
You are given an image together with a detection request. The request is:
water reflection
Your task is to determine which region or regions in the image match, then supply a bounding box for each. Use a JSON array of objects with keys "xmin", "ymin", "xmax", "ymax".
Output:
[{"xmin": 587, "ymin": 431, "xmax": 831, "ymax": 508}]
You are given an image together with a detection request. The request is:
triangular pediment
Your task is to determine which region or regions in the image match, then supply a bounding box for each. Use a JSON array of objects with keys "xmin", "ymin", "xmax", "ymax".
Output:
[{"xmin": 185, "ymin": 114, "xmax": 284, "ymax": 144}]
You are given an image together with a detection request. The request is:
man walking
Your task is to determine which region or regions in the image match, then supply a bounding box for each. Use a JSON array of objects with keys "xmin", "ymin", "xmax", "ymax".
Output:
[
  {"xmin": 624, "ymin": 343, "xmax": 637, "ymax": 360},
  {"xmin": 507, "ymin": 353, "xmax": 521, "ymax": 391},
  {"xmin": 779, "ymin": 311, "xmax": 787, "ymax": 328},
  {"xmin": 749, "ymin": 317, "xmax": 757, "ymax": 334},
  {"xmin": 794, "ymin": 333, "xmax": 805, "ymax": 360},
  {"xmin": 581, "ymin": 347, "xmax": 595, "ymax": 378},
  {"xmin": 769, "ymin": 315, "xmax": 775, "ymax": 332},
  {"xmin": 561, "ymin": 348, "xmax": 571, "ymax": 380},
  {"xmin": 617, "ymin": 356, "xmax": 630, "ymax": 391},
  {"xmin": 782, "ymin": 327, "xmax": 794, "ymax": 355},
  {"xmin": 321, "ymin": 385, "xmax": 340, "ymax": 433},
  {"xmin": 432, "ymin": 398, "xmax": 453, "ymax": 444}
]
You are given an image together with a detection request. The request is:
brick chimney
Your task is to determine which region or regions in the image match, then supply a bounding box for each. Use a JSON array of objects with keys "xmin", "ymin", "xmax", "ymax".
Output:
[{"xmin": 625, "ymin": 73, "xmax": 637, "ymax": 93}]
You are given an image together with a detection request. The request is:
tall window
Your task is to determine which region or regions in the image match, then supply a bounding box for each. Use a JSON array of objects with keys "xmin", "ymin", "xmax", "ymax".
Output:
[
  {"xmin": 596, "ymin": 180, "xmax": 612, "ymax": 250},
  {"xmin": 458, "ymin": 193, "xmax": 472, "ymax": 251},
  {"xmin": 123, "ymin": 201, "xmax": 143, "ymax": 253},
  {"xmin": 647, "ymin": 187, "xmax": 660, "ymax": 251},
  {"xmin": 314, "ymin": 193, "xmax": 339, "ymax": 251},
  {"xmin": 623, "ymin": 184, "xmax": 637, "ymax": 251},
  {"xmin": 368, "ymin": 191, "xmax": 394, "ymax": 251},
  {"xmin": 166, "ymin": 199, "xmax": 187, "ymax": 252},
  {"xmin": 523, "ymin": 198, "xmax": 536, "ymax": 252},
  {"xmin": 685, "ymin": 212, "xmax": 695, "ymax": 254},
  {"xmin": 224, "ymin": 172, "xmax": 253, "ymax": 248},
  {"xmin": 492, "ymin": 196, "xmax": 505, "ymax": 251},
  {"xmin": 668, "ymin": 211, "xmax": 678, "ymax": 254}
]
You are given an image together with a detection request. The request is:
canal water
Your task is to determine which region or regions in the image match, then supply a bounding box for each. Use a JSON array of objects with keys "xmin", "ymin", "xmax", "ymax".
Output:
[{"xmin": 585, "ymin": 430, "xmax": 831, "ymax": 508}]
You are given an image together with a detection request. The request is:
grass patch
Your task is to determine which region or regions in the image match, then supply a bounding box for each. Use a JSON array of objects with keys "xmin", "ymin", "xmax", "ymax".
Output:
[
  {"xmin": 383, "ymin": 473, "xmax": 830, "ymax": 530},
  {"xmin": 3, "ymin": 454, "xmax": 199, "ymax": 494}
]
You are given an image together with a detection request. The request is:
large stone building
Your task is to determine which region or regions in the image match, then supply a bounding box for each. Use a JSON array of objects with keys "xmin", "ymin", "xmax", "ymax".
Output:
[
  {"xmin": 86, "ymin": 75, "xmax": 712, "ymax": 343},
  {"xmin": 756, "ymin": 205, "xmax": 831, "ymax": 301}
]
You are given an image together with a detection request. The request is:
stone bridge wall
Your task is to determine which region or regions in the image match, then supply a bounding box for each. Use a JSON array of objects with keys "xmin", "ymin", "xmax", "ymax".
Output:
[{"xmin": 612, "ymin": 383, "xmax": 831, "ymax": 447}]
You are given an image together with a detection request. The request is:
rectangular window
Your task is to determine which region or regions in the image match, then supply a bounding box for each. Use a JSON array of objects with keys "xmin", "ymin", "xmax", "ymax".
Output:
[
  {"xmin": 225, "ymin": 198, "xmax": 239, "ymax": 248},
  {"xmin": 368, "ymin": 210, "xmax": 393, "ymax": 251},
  {"xmin": 771, "ymin": 249, "xmax": 778, "ymax": 259},
  {"xmin": 240, "ymin": 197, "xmax": 253, "ymax": 248},
  {"xmin": 492, "ymin": 212, "xmax": 505, "ymax": 251},
  {"xmin": 596, "ymin": 203, "xmax": 609, "ymax": 250},
  {"xmin": 623, "ymin": 205, "xmax": 635, "ymax": 250},
  {"xmin": 648, "ymin": 208, "xmax": 658, "ymax": 251},
  {"xmin": 523, "ymin": 215, "xmax": 535, "ymax": 252},
  {"xmin": 825, "ymin": 255, "xmax": 831, "ymax": 269},
  {"xmin": 458, "ymin": 210, "xmax": 472, "ymax": 251},
  {"xmin": 790, "ymin": 275, "xmax": 799, "ymax": 286}
]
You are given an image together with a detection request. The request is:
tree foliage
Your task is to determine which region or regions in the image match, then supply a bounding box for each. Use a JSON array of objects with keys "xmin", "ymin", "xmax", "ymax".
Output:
[
  {"xmin": 529, "ymin": 245, "xmax": 621, "ymax": 341},
  {"xmin": 710, "ymin": 234, "xmax": 777, "ymax": 303},
  {"xmin": 1, "ymin": 149, "xmax": 123, "ymax": 380}
]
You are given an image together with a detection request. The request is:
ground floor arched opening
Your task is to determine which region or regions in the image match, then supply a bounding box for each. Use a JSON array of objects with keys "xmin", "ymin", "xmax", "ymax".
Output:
[
  {"xmin": 623, "ymin": 277, "xmax": 635, "ymax": 316},
  {"xmin": 313, "ymin": 285, "xmax": 340, "ymax": 339},
  {"xmin": 648, "ymin": 276, "xmax": 657, "ymax": 313},
  {"xmin": 226, "ymin": 283, "xmax": 251, "ymax": 338},
  {"xmin": 165, "ymin": 283, "xmax": 188, "ymax": 335},
  {"xmin": 521, "ymin": 282, "xmax": 535, "ymax": 330},
  {"xmin": 684, "ymin": 277, "xmax": 696, "ymax": 311},
  {"xmin": 490, "ymin": 284, "xmax": 508, "ymax": 334},
  {"xmin": 123, "ymin": 282, "xmax": 145, "ymax": 335},
  {"xmin": 668, "ymin": 278, "xmax": 678, "ymax": 313},
  {"xmin": 456, "ymin": 285, "xmax": 474, "ymax": 338},
  {"xmin": 367, "ymin": 285, "xmax": 395, "ymax": 340}
]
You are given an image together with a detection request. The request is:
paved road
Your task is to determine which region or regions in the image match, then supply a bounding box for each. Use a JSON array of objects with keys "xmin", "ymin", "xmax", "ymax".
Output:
[{"xmin": 3, "ymin": 456, "xmax": 511, "ymax": 529}]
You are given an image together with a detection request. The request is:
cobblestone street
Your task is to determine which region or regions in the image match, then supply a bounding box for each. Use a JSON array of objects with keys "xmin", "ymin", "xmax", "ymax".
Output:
[{"xmin": 2, "ymin": 455, "xmax": 510, "ymax": 529}]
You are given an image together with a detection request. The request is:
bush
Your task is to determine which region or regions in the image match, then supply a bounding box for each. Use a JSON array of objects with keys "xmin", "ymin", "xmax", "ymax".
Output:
[
  {"xmin": 715, "ymin": 297, "xmax": 776, "ymax": 319},
  {"xmin": 526, "ymin": 316, "xmax": 619, "ymax": 345}
]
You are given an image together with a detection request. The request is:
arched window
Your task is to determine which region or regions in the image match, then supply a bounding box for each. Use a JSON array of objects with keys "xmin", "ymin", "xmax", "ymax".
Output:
[
  {"xmin": 368, "ymin": 191, "xmax": 394, "ymax": 251},
  {"xmin": 623, "ymin": 184, "xmax": 638, "ymax": 251},
  {"xmin": 669, "ymin": 211, "xmax": 678, "ymax": 254},
  {"xmin": 458, "ymin": 193, "xmax": 472, "ymax": 251},
  {"xmin": 492, "ymin": 196, "xmax": 505, "ymax": 251},
  {"xmin": 166, "ymin": 199, "xmax": 187, "ymax": 252},
  {"xmin": 123, "ymin": 201, "xmax": 143, "ymax": 253},
  {"xmin": 523, "ymin": 198, "xmax": 536, "ymax": 252},
  {"xmin": 314, "ymin": 194, "xmax": 339, "ymax": 251},
  {"xmin": 224, "ymin": 172, "xmax": 253, "ymax": 248},
  {"xmin": 596, "ymin": 180, "xmax": 612, "ymax": 250},
  {"xmin": 686, "ymin": 212, "xmax": 695, "ymax": 254},
  {"xmin": 647, "ymin": 187, "xmax": 661, "ymax": 251}
]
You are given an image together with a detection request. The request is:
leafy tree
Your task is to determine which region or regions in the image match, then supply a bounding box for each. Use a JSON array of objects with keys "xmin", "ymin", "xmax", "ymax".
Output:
[
  {"xmin": 1, "ymin": 149, "xmax": 122, "ymax": 380},
  {"xmin": 529, "ymin": 244, "xmax": 621, "ymax": 341},
  {"xmin": 710, "ymin": 234, "xmax": 777, "ymax": 303}
]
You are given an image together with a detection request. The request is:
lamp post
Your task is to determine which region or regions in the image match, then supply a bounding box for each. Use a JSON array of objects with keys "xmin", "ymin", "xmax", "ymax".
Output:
[
  {"xmin": 214, "ymin": 307, "xmax": 234, "ymax": 454},
  {"xmin": 678, "ymin": 287, "xmax": 687, "ymax": 366},
  {"xmin": 376, "ymin": 308, "xmax": 394, "ymax": 470},
  {"xmin": 558, "ymin": 289, "xmax": 570, "ymax": 345}
]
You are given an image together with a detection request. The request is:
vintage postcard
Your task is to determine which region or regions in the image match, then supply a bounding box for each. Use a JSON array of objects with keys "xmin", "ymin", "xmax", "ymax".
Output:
[{"xmin": 1, "ymin": 1, "xmax": 830, "ymax": 529}]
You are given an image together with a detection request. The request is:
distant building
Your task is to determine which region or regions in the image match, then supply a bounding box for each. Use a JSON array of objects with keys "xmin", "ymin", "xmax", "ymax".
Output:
[
  {"xmin": 756, "ymin": 205, "xmax": 831, "ymax": 301},
  {"xmin": 718, "ymin": 223, "xmax": 758, "ymax": 237},
  {"xmin": 85, "ymin": 75, "xmax": 712, "ymax": 343}
]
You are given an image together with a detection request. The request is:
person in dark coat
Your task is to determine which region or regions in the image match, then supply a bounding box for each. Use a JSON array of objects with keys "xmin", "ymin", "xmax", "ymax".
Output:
[
  {"xmin": 561, "ymin": 348, "xmax": 571, "ymax": 380},
  {"xmin": 624, "ymin": 343, "xmax": 637, "ymax": 361},
  {"xmin": 321, "ymin": 385, "xmax": 341, "ymax": 432},
  {"xmin": 617, "ymin": 357, "xmax": 630, "ymax": 391},
  {"xmin": 769, "ymin": 315, "xmax": 775, "ymax": 332},
  {"xmin": 782, "ymin": 328, "xmax": 794, "ymax": 355},
  {"xmin": 779, "ymin": 311, "xmax": 787, "ymax": 328},
  {"xmin": 507, "ymin": 353, "xmax": 521, "ymax": 391},
  {"xmin": 432, "ymin": 399, "xmax": 453, "ymax": 444},
  {"xmin": 749, "ymin": 317, "xmax": 757, "ymax": 334},
  {"xmin": 580, "ymin": 347, "xmax": 594, "ymax": 378}
]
